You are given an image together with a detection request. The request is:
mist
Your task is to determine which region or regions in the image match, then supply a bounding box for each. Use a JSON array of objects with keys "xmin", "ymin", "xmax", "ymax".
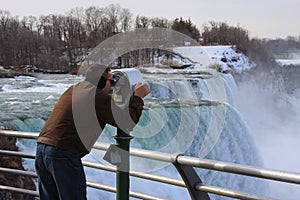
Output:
[
  {"xmin": 290, "ymin": 50, "xmax": 300, "ymax": 60},
  {"xmin": 236, "ymin": 78, "xmax": 300, "ymax": 199}
]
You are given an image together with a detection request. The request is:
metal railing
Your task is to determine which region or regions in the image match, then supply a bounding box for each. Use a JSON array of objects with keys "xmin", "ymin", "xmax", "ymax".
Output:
[{"xmin": 1, "ymin": 130, "xmax": 300, "ymax": 199}]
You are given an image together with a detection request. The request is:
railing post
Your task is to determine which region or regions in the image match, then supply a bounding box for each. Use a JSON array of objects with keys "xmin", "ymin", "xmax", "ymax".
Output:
[
  {"xmin": 173, "ymin": 159, "xmax": 210, "ymax": 200},
  {"xmin": 114, "ymin": 128, "xmax": 133, "ymax": 200}
]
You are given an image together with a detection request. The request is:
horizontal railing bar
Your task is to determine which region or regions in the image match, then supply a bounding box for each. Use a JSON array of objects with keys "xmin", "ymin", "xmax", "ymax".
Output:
[
  {"xmin": 0, "ymin": 130, "xmax": 38, "ymax": 139},
  {"xmin": 83, "ymin": 160, "xmax": 186, "ymax": 188},
  {"xmin": 0, "ymin": 150, "xmax": 35, "ymax": 159},
  {"xmin": 0, "ymin": 167, "xmax": 37, "ymax": 178},
  {"xmin": 195, "ymin": 183, "xmax": 277, "ymax": 200},
  {"xmin": 0, "ymin": 149, "xmax": 287, "ymax": 200},
  {"xmin": 0, "ymin": 166, "xmax": 168, "ymax": 200},
  {"xmin": 0, "ymin": 180, "xmax": 166, "ymax": 200},
  {"xmin": 0, "ymin": 185, "xmax": 39, "ymax": 197},
  {"xmin": 2, "ymin": 130, "xmax": 300, "ymax": 199},
  {"xmin": 0, "ymin": 150, "xmax": 185, "ymax": 188},
  {"xmin": 0, "ymin": 131, "xmax": 177, "ymax": 162},
  {"xmin": 93, "ymin": 142, "xmax": 179, "ymax": 163},
  {"xmin": 87, "ymin": 181, "xmax": 168, "ymax": 200},
  {"xmin": 130, "ymin": 170, "xmax": 185, "ymax": 188},
  {"xmin": 94, "ymin": 142, "xmax": 300, "ymax": 185},
  {"xmin": 177, "ymin": 156, "xmax": 300, "ymax": 185},
  {"xmin": 2, "ymin": 130, "xmax": 300, "ymax": 186},
  {"xmin": 0, "ymin": 167, "xmax": 168, "ymax": 200},
  {"xmin": 0, "ymin": 165, "xmax": 276, "ymax": 200}
]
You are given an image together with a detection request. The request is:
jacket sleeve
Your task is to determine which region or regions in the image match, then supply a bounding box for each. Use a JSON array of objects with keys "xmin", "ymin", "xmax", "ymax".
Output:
[
  {"xmin": 128, "ymin": 96, "xmax": 144, "ymax": 123},
  {"xmin": 95, "ymin": 92, "xmax": 144, "ymax": 133}
]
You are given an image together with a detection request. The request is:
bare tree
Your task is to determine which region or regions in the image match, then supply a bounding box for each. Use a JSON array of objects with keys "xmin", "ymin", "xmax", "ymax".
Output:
[
  {"xmin": 135, "ymin": 15, "xmax": 150, "ymax": 28},
  {"xmin": 20, "ymin": 16, "xmax": 39, "ymax": 65},
  {"xmin": 105, "ymin": 4, "xmax": 121, "ymax": 34},
  {"xmin": 201, "ymin": 21, "xmax": 249, "ymax": 46},
  {"xmin": 59, "ymin": 15, "xmax": 86, "ymax": 67},
  {"xmin": 151, "ymin": 17, "xmax": 170, "ymax": 28},
  {"xmin": 84, "ymin": 6, "xmax": 107, "ymax": 47},
  {"xmin": 0, "ymin": 10, "xmax": 11, "ymax": 31},
  {"xmin": 4, "ymin": 16, "xmax": 20, "ymax": 65},
  {"xmin": 0, "ymin": 10, "xmax": 11, "ymax": 65},
  {"xmin": 119, "ymin": 8, "xmax": 132, "ymax": 32}
]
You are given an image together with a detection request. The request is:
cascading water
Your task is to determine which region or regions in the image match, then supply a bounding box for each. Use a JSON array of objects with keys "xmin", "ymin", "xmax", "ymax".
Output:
[{"xmin": 0, "ymin": 72, "xmax": 268, "ymax": 199}]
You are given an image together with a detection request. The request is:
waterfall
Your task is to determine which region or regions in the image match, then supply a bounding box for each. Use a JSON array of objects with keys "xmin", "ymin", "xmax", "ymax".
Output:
[
  {"xmin": 0, "ymin": 73, "xmax": 268, "ymax": 199},
  {"xmin": 94, "ymin": 73, "xmax": 268, "ymax": 199}
]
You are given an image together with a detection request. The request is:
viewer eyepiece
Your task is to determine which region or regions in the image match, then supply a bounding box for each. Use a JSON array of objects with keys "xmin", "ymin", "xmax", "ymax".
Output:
[{"xmin": 108, "ymin": 74, "xmax": 120, "ymax": 86}]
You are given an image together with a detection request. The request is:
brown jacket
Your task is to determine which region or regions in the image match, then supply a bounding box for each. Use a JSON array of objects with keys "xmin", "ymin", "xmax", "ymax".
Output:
[{"xmin": 37, "ymin": 80, "xmax": 144, "ymax": 157}]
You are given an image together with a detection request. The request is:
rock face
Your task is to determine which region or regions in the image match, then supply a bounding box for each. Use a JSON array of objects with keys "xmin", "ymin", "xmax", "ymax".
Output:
[
  {"xmin": 0, "ymin": 68, "xmax": 33, "ymax": 78},
  {"xmin": 0, "ymin": 136, "xmax": 36, "ymax": 200}
]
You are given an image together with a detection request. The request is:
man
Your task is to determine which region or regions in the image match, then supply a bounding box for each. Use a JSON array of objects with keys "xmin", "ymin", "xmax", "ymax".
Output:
[{"xmin": 35, "ymin": 65, "xmax": 150, "ymax": 200}]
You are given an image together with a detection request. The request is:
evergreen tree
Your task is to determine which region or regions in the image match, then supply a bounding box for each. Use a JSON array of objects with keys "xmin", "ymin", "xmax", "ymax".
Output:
[{"xmin": 171, "ymin": 17, "xmax": 200, "ymax": 42}]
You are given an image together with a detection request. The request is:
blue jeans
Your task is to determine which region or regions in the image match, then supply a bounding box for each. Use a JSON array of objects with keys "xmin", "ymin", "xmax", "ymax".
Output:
[{"xmin": 35, "ymin": 143, "xmax": 87, "ymax": 200}]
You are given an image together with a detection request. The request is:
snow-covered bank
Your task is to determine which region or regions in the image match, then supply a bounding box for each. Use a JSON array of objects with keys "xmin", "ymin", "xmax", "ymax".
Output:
[
  {"xmin": 140, "ymin": 45, "xmax": 256, "ymax": 74},
  {"xmin": 276, "ymin": 59, "xmax": 300, "ymax": 66},
  {"xmin": 201, "ymin": 45, "xmax": 256, "ymax": 72},
  {"xmin": 172, "ymin": 45, "xmax": 256, "ymax": 73}
]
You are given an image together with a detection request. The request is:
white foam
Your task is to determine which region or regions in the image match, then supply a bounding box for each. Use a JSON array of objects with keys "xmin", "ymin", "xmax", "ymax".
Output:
[
  {"xmin": 14, "ymin": 76, "xmax": 37, "ymax": 81},
  {"xmin": 45, "ymin": 95, "xmax": 55, "ymax": 100}
]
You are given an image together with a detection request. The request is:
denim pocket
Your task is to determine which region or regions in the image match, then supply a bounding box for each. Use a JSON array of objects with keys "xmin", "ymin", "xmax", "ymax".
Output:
[{"xmin": 45, "ymin": 147, "xmax": 82, "ymax": 173}]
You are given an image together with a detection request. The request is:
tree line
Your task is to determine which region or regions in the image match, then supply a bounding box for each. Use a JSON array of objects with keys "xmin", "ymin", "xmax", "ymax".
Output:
[
  {"xmin": 0, "ymin": 4, "xmax": 299, "ymax": 73},
  {"xmin": 0, "ymin": 5, "xmax": 201, "ymax": 71},
  {"xmin": 263, "ymin": 36, "xmax": 300, "ymax": 58}
]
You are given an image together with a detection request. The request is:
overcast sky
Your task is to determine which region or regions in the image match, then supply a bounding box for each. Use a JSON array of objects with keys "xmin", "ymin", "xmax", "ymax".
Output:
[{"xmin": 1, "ymin": 0, "xmax": 299, "ymax": 39}]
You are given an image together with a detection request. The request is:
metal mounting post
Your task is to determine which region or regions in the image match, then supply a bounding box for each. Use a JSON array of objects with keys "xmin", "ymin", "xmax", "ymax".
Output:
[{"xmin": 114, "ymin": 128, "xmax": 133, "ymax": 200}]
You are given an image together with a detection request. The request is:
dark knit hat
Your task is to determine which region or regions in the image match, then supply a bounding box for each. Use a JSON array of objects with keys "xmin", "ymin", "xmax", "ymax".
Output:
[{"xmin": 85, "ymin": 64, "xmax": 110, "ymax": 89}]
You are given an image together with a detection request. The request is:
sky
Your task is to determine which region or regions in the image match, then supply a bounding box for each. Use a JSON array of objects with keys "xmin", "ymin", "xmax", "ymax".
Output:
[{"xmin": 1, "ymin": 0, "xmax": 299, "ymax": 39}]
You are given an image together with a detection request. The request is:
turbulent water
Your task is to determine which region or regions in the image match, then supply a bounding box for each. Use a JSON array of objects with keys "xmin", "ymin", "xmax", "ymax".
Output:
[
  {"xmin": 0, "ymin": 72, "xmax": 274, "ymax": 199},
  {"xmin": 236, "ymin": 78, "xmax": 300, "ymax": 199}
]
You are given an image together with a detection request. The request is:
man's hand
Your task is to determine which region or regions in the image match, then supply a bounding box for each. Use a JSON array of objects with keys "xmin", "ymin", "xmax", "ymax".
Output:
[{"xmin": 134, "ymin": 83, "xmax": 150, "ymax": 98}]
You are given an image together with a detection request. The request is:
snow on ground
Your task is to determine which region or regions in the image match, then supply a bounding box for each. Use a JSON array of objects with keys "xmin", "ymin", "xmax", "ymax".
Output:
[
  {"xmin": 141, "ymin": 45, "xmax": 256, "ymax": 74},
  {"xmin": 276, "ymin": 59, "xmax": 300, "ymax": 66},
  {"xmin": 172, "ymin": 46, "xmax": 212, "ymax": 68},
  {"xmin": 201, "ymin": 45, "xmax": 256, "ymax": 72}
]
